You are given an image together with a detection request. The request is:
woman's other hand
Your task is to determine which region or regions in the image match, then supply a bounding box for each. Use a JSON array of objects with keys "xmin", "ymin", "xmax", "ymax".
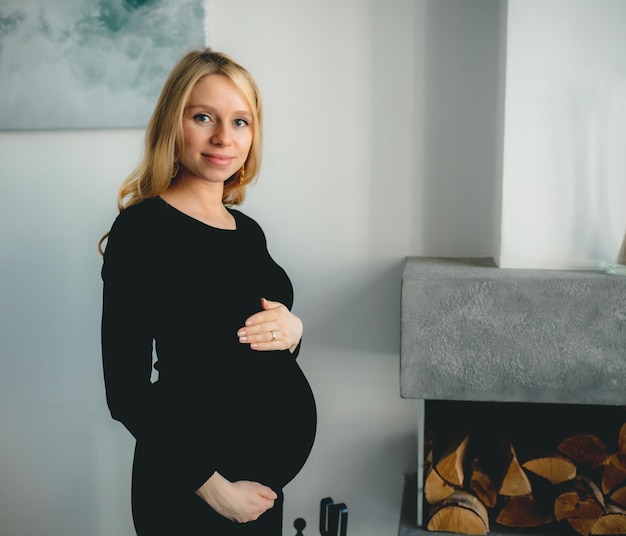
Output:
[
  {"xmin": 237, "ymin": 298, "xmax": 303, "ymax": 353},
  {"xmin": 195, "ymin": 471, "xmax": 277, "ymax": 523}
]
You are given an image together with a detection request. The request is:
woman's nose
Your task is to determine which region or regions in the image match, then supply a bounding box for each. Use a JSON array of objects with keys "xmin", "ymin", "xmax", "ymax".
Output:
[{"xmin": 210, "ymin": 123, "xmax": 232, "ymax": 146}]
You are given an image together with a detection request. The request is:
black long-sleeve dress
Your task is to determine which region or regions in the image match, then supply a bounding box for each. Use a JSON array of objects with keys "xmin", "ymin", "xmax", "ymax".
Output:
[{"xmin": 101, "ymin": 197, "xmax": 317, "ymax": 535}]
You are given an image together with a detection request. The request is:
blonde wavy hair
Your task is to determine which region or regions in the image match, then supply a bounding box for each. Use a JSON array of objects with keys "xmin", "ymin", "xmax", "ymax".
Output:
[{"xmin": 99, "ymin": 48, "xmax": 263, "ymax": 254}]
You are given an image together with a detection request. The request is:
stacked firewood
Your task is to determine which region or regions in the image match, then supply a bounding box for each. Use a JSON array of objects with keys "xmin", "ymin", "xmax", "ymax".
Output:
[{"xmin": 424, "ymin": 423, "xmax": 626, "ymax": 535}]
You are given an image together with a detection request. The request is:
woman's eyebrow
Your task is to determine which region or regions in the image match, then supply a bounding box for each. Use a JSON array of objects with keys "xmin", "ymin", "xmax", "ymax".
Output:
[{"xmin": 186, "ymin": 104, "xmax": 251, "ymax": 117}]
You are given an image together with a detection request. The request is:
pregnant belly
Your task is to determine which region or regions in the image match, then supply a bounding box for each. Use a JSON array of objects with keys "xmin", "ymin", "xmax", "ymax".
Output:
[{"xmin": 213, "ymin": 353, "xmax": 317, "ymax": 490}]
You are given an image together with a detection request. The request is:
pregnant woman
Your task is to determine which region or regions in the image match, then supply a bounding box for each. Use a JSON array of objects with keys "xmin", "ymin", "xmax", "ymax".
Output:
[{"xmin": 99, "ymin": 48, "xmax": 317, "ymax": 535}]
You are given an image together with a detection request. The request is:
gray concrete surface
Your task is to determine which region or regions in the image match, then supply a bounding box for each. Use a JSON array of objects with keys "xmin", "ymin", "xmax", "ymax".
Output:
[{"xmin": 400, "ymin": 257, "xmax": 626, "ymax": 406}]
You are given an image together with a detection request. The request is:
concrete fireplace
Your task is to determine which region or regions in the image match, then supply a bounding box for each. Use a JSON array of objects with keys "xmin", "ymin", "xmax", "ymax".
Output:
[{"xmin": 399, "ymin": 257, "xmax": 626, "ymax": 535}]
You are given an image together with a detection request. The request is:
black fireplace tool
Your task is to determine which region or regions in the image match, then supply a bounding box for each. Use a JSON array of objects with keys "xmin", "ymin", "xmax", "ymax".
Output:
[
  {"xmin": 320, "ymin": 496, "xmax": 348, "ymax": 536},
  {"xmin": 292, "ymin": 495, "xmax": 348, "ymax": 536}
]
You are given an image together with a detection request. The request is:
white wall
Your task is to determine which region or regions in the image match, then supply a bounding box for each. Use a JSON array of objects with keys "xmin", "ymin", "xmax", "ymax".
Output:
[
  {"xmin": 4, "ymin": 1, "xmax": 621, "ymax": 536},
  {"xmin": 412, "ymin": 0, "xmax": 503, "ymax": 259},
  {"xmin": 499, "ymin": 0, "xmax": 626, "ymax": 269},
  {"xmin": 0, "ymin": 130, "xmax": 144, "ymax": 536}
]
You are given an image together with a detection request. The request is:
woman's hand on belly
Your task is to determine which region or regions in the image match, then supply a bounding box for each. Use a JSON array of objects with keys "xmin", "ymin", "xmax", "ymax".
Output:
[
  {"xmin": 195, "ymin": 471, "xmax": 277, "ymax": 523},
  {"xmin": 237, "ymin": 298, "xmax": 303, "ymax": 353}
]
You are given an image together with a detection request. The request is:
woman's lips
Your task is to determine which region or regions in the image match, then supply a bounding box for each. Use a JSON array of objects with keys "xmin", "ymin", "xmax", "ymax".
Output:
[{"xmin": 203, "ymin": 153, "xmax": 235, "ymax": 166}]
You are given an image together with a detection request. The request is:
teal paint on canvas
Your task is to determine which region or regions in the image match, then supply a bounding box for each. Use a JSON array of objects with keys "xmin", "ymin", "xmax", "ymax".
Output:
[{"xmin": 0, "ymin": 0, "xmax": 205, "ymax": 130}]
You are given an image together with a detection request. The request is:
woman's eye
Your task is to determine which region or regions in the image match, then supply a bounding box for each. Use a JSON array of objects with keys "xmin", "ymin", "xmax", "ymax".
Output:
[
  {"xmin": 194, "ymin": 113, "xmax": 211, "ymax": 123},
  {"xmin": 234, "ymin": 118, "xmax": 250, "ymax": 127}
]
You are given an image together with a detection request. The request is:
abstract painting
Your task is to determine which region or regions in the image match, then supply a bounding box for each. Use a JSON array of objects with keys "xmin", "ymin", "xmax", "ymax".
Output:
[{"xmin": 0, "ymin": 0, "xmax": 205, "ymax": 130}]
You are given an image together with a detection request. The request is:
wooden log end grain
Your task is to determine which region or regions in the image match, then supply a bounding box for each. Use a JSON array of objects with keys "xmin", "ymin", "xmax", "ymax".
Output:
[
  {"xmin": 589, "ymin": 512, "xmax": 626, "ymax": 535},
  {"xmin": 608, "ymin": 484, "xmax": 626, "ymax": 510},
  {"xmin": 424, "ymin": 467, "xmax": 456, "ymax": 505},
  {"xmin": 522, "ymin": 454, "xmax": 577, "ymax": 485},
  {"xmin": 496, "ymin": 494, "xmax": 554, "ymax": 528},
  {"xmin": 554, "ymin": 476, "xmax": 605, "ymax": 522},
  {"xmin": 558, "ymin": 433, "xmax": 610, "ymax": 469},
  {"xmin": 427, "ymin": 490, "xmax": 489, "ymax": 535},
  {"xmin": 434, "ymin": 432, "xmax": 471, "ymax": 488},
  {"xmin": 602, "ymin": 454, "xmax": 626, "ymax": 495},
  {"xmin": 567, "ymin": 516, "xmax": 598, "ymax": 536},
  {"xmin": 499, "ymin": 441, "xmax": 532, "ymax": 497}
]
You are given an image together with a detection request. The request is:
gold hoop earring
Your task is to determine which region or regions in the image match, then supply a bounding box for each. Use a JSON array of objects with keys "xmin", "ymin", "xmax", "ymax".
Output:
[
  {"xmin": 239, "ymin": 164, "xmax": 246, "ymax": 185},
  {"xmin": 171, "ymin": 161, "xmax": 179, "ymax": 179}
]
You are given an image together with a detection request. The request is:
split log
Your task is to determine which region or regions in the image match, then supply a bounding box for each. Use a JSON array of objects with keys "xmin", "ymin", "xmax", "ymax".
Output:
[
  {"xmin": 424, "ymin": 467, "xmax": 456, "ymax": 505},
  {"xmin": 572, "ymin": 509, "xmax": 626, "ymax": 536},
  {"xmin": 495, "ymin": 494, "xmax": 554, "ymax": 528},
  {"xmin": 566, "ymin": 506, "xmax": 626, "ymax": 536},
  {"xmin": 522, "ymin": 454, "xmax": 577, "ymax": 485},
  {"xmin": 469, "ymin": 458, "xmax": 497, "ymax": 508},
  {"xmin": 608, "ymin": 484, "xmax": 626, "ymax": 510},
  {"xmin": 498, "ymin": 439, "xmax": 532, "ymax": 496},
  {"xmin": 554, "ymin": 475, "xmax": 605, "ymax": 522},
  {"xmin": 558, "ymin": 433, "xmax": 610, "ymax": 469},
  {"xmin": 589, "ymin": 512, "xmax": 626, "ymax": 535},
  {"xmin": 427, "ymin": 490, "xmax": 489, "ymax": 535},
  {"xmin": 434, "ymin": 432, "xmax": 470, "ymax": 488},
  {"xmin": 567, "ymin": 516, "xmax": 598, "ymax": 536},
  {"xmin": 602, "ymin": 454, "xmax": 626, "ymax": 495}
]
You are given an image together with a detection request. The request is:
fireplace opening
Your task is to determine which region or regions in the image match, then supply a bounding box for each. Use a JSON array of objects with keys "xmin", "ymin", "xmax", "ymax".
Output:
[{"xmin": 421, "ymin": 400, "xmax": 626, "ymax": 535}]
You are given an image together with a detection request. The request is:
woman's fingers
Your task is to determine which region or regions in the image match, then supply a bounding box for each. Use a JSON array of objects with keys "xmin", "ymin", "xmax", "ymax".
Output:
[
  {"xmin": 237, "ymin": 298, "xmax": 302, "ymax": 351},
  {"xmin": 196, "ymin": 473, "xmax": 277, "ymax": 524}
]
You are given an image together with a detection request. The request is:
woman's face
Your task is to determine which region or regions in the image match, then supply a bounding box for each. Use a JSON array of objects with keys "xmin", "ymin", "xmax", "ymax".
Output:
[{"xmin": 179, "ymin": 74, "xmax": 253, "ymax": 186}]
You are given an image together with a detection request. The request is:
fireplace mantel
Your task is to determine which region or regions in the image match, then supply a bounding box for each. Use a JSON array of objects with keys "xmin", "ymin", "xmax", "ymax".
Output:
[
  {"xmin": 401, "ymin": 256, "xmax": 626, "ymax": 406},
  {"xmin": 399, "ymin": 257, "xmax": 626, "ymax": 535}
]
